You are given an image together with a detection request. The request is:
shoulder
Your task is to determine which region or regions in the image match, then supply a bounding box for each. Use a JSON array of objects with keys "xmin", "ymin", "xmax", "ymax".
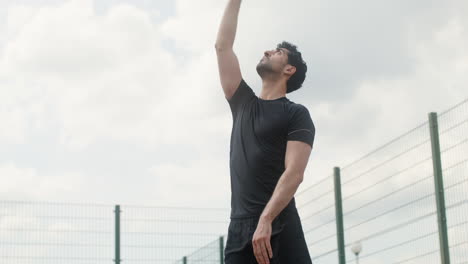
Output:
[
  {"xmin": 287, "ymin": 101, "xmax": 311, "ymax": 117},
  {"xmin": 227, "ymin": 79, "xmax": 257, "ymax": 106},
  {"xmin": 286, "ymin": 102, "xmax": 315, "ymax": 127}
]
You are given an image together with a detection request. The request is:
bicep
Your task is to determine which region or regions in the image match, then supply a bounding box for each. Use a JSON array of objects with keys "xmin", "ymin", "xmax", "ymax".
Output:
[
  {"xmin": 215, "ymin": 47, "xmax": 242, "ymax": 100},
  {"xmin": 285, "ymin": 141, "xmax": 312, "ymax": 177}
]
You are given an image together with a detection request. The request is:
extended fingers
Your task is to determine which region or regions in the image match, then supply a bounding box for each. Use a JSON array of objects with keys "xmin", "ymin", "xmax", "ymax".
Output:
[
  {"xmin": 260, "ymin": 241, "xmax": 270, "ymax": 264},
  {"xmin": 253, "ymin": 238, "xmax": 270, "ymax": 264},
  {"xmin": 266, "ymin": 239, "xmax": 273, "ymax": 259},
  {"xmin": 253, "ymin": 240, "xmax": 262, "ymax": 264}
]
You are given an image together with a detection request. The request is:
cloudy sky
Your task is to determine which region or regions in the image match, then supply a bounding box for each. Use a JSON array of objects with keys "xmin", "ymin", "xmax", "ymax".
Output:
[{"xmin": 0, "ymin": 0, "xmax": 467, "ymax": 210}]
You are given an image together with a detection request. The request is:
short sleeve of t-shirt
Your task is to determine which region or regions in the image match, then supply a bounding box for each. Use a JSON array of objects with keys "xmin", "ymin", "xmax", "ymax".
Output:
[
  {"xmin": 287, "ymin": 105, "xmax": 315, "ymax": 148},
  {"xmin": 227, "ymin": 79, "xmax": 255, "ymax": 118}
]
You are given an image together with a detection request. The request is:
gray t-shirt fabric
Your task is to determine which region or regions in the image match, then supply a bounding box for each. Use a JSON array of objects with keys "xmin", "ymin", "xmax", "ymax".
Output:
[{"xmin": 227, "ymin": 79, "xmax": 315, "ymax": 219}]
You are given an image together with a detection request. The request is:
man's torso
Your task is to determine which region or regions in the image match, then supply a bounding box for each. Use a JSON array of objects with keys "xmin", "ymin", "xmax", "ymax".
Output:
[{"xmin": 227, "ymin": 79, "xmax": 314, "ymax": 218}]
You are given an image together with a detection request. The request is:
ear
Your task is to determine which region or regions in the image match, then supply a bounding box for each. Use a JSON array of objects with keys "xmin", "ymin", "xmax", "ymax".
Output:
[{"xmin": 284, "ymin": 65, "xmax": 296, "ymax": 76}]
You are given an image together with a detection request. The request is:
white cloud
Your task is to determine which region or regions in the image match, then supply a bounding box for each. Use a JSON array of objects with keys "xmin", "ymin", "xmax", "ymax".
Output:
[
  {"xmin": 0, "ymin": 0, "xmax": 235, "ymax": 213},
  {"xmin": 0, "ymin": 162, "xmax": 84, "ymax": 200},
  {"xmin": 0, "ymin": 101, "xmax": 28, "ymax": 144},
  {"xmin": 160, "ymin": 0, "xmax": 224, "ymax": 54},
  {"xmin": 1, "ymin": 0, "xmax": 179, "ymax": 149},
  {"xmin": 149, "ymin": 157, "xmax": 230, "ymax": 208}
]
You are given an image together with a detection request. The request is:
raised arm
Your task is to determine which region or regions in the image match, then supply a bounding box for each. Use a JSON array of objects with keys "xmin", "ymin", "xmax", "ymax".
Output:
[{"xmin": 215, "ymin": 0, "xmax": 243, "ymax": 100}]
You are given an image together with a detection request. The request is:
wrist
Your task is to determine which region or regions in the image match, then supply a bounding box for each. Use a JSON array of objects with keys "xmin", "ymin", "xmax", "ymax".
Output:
[{"xmin": 260, "ymin": 212, "xmax": 274, "ymax": 223}]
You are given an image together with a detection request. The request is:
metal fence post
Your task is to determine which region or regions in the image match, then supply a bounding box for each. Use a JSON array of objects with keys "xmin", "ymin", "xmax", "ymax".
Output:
[
  {"xmin": 219, "ymin": 236, "xmax": 225, "ymax": 264},
  {"xmin": 114, "ymin": 205, "xmax": 121, "ymax": 264},
  {"xmin": 334, "ymin": 167, "xmax": 346, "ymax": 264},
  {"xmin": 428, "ymin": 112, "xmax": 451, "ymax": 264},
  {"xmin": 183, "ymin": 256, "xmax": 187, "ymax": 264}
]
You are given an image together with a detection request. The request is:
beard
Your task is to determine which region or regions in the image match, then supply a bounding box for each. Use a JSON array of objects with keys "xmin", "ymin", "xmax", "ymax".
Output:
[{"xmin": 256, "ymin": 60, "xmax": 274, "ymax": 78}]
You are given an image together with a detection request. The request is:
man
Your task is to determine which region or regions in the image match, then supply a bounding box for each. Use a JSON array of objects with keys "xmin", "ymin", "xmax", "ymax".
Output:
[{"xmin": 215, "ymin": 1, "xmax": 315, "ymax": 263}]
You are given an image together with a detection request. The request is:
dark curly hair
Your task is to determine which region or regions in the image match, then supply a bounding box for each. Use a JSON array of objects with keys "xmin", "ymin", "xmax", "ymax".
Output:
[{"xmin": 277, "ymin": 41, "xmax": 307, "ymax": 93}]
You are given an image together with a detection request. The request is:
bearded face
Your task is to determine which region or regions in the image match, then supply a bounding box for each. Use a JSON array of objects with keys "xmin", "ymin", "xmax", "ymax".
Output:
[
  {"xmin": 256, "ymin": 48, "xmax": 289, "ymax": 79},
  {"xmin": 256, "ymin": 57, "xmax": 275, "ymax": 77}
]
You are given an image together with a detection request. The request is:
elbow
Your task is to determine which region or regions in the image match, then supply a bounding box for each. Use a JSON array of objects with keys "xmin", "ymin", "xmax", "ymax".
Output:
[
  {"xmin": 214, "ymin": 43, "xmax": 224, "ymax": 53},
  {"xmin": 214, "ymin": 42, "xmax": 230, "ymax": 53},
  {"xmin": 297, "ymin": 174, "xmax": 304, "ymax": 184},
  {"xmin": 290, "ymin": 171, "xmax": 304, "ymax": 185},
  {"xmin": 285, "ymin": 168, "xmax": 304, "ymax": 185}
]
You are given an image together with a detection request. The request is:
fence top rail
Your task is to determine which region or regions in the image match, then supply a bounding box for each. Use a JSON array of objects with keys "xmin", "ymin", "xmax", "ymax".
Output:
[
  {"xmin": 341, "ymin": 96, "xmax": 468, "ymax": 172},
  {"xmin": 439, "ymin": 96, "xmax": 468, "ymax": 116},
  {"xmin": 341, "ymin": 120, "xmax": 429, "ymax": 171}
]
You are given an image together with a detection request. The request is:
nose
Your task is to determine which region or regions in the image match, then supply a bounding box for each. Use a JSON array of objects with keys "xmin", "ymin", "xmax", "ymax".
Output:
[{"xmin": 264, "ymin": 50, "xmax": 273, "ymax": 57}]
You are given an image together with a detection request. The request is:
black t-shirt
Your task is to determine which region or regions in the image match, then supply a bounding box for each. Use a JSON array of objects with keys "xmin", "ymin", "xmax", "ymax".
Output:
[{"xmin": 227, "ymin": 79, "xmax": 315, "ymax": 219}]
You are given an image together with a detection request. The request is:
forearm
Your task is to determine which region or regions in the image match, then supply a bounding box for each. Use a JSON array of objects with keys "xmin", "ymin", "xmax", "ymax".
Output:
[
  {"xmin": 215, "ymin": 0, "xmax": 242, "ymax": 50},
  {"xmin": 260, "ymin": 170, "xmax": 303, "ymax": 222}
]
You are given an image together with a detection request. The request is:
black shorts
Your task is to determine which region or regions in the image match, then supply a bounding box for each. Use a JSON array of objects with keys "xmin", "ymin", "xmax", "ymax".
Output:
[{"xmin": 225, "ymin": 208, "xmax": 312, "ymax": 264}]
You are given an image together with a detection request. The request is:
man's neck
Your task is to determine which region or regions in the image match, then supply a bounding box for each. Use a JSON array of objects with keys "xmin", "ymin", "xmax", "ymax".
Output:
[{"xmin": 259, "ymin": 78, "xmax": 287, "ymax": 100}]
